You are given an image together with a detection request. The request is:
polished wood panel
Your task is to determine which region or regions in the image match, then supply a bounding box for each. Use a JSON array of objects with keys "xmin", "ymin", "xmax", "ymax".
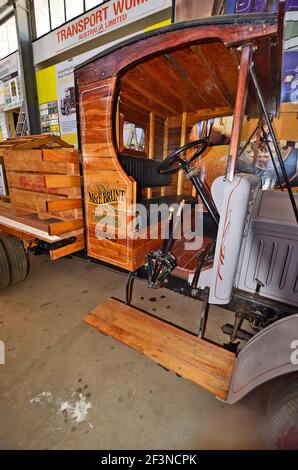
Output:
[
  {"xmin": 84, "ymin": 298, "xmax": 235, "ymax": 399},
  {"xmin": 172, "ymin": 237, "xmax": 214, "ymax": 278},
  {"xmin": 147, "ymin": 112, "xmax": 155, "ymax": 199},
  {"xmin": 77, "ymin": 15, "xmax": 281, "ymax": 271},
  {"xmin": 0, "ymin": 203, "xmax": 84, "ymax": 245},
  {"xmin": 168, "ymin": 107, "xmax": 233, "ymax": 127},
  {"xmin": 0, "ymin": 134, "xmax": 73, "ymax": 150},
  {"xmin": 1, "ymin": 136, "xmax": 84, "ymax": 254},
  {"xmin": 79, "ymin": 77, "xmax": 137, "ymax": 269},
  {"xmin": 177, "ymin": 112, "xmax": 187, "ymax": 196},
  {"xmin": 121, "ymin": 74, "xmax": 178, "ymax": 117},
  {"xmin": 76, "ymin": 20, "xmax": 278, "ymax": 116},
  {"xmin": 3, "ymin": 150, "xmax": 79, "ymax": 175},
  {"xmin": 50, "ymin": 235, "xmax": 85, "ymax": 260},
  {"xmin": 9, "ymin": 188, "xmax": 81, "ymax": 221},
  {"xmin": 48, "ymin": 218, "xmax": 84, "ymax": 236},
  {"xmin": 198, "ymin": 145, "xmax": 229, "ymax": 187},
  {"xmin": 6, "ymin": 172, "xmax": 81, "ymax": 197},
  {"xmin": 226, "ymin": 45, "xmax": 252, "ymax": 182},
  {"xmin": 190, "ymin": 43, "xmax": 237, "ymax": 107},
  {"xmin": 161, "ymin": 118, "xmax": 169, "ymax": 197},
  {"xmin": 42, "ymin": 148, "xmax": 79, "ymax": 163},
  {"xmin": 46, "ymin": 198, "xmax": 82, "ymax": 212},
  {"xmin": 120, "ymin": 42, "xmax": 238, "ymax": 118},
  {"xmin": 45, "ymin": 175, "xmax": 81, "ymax": 188}
]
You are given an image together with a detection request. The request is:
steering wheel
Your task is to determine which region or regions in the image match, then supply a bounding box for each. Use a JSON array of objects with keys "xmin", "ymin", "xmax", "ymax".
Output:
[{"xmin": 158, "ymin": 139, "xmax": 208, "ymax": 175}]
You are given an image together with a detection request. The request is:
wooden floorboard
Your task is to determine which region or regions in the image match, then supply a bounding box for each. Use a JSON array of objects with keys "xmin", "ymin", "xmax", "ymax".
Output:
[
  {"xmin": 171, "ymin": 236, "xmax": 214, "ymax": 278},
  {"xmin": 83, "ymin": 298, "xmax": 235, "ymax": 400}
]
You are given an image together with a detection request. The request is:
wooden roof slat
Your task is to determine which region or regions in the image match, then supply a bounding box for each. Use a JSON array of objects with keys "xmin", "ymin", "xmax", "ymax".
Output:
[
  {"xmin": 0, "ymin": 134, "xmax": 73, "ymax": 150},
  {"xmin": 164, "ymin": 52, "xmax": 211, "ymax": 109},
  {"xmin": 121, "ymin": 67, "xmax": 182, "ymax": 116},
  {"xmin": 120, "ymin": 90, "xmax": 168, "ymax": 119},
  {"xmin": 133, "ymin": 63, "xmax": 187, "ymax": 112},
  {"xmin": 170, "ymin": 45, "xmax": 235, "ymax": 109},
  {"xmin": 168, "ymin": 107, "xmax": 233, "ymax": 127},
  {"xmin": 139, "ymin": 56, "xmax": 207, "ymax": 112},
  {"xmin": 191, "ymin": 44, "xmax": 235, "ymax": 108},
  {"xmin": 121, "ymin": 77, "xmax": 178, "ymax": 117},
  {"xmin": 119, "ymin": 41, "xmax": 240, "ymax": 119}
]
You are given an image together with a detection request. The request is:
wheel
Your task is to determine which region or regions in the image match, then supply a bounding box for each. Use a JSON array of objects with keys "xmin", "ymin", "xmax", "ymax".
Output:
[
  {"xmin": 0, "ymin": 239, "xmax": 10, "ymax": 290},
  {"xmin": 266, "ymin": 374, "xmax": 298, "ymax": 449},
  {"xmin": 0, "ymin": 235, "xmax": 30, "ymax": 284}
]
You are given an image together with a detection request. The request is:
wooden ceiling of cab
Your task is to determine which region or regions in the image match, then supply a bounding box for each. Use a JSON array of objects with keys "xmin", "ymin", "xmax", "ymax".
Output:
[{"xmin": 120, "ymin": 41, "xmax": 238, "ymax": 126}]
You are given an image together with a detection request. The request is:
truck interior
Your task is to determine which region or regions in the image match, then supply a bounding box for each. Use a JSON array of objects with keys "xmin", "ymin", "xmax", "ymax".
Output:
[
  {"xmin": 115, "ymin": 41, "xmax": 233, "ymax": 282},
  {"xmin": 75, "ymin": 11, "xmax": 298, "ymax": 354}
]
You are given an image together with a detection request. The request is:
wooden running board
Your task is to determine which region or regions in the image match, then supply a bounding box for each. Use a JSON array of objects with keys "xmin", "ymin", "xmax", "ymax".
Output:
[{"xmin": 83, "ymin": 298, "xmax": 235, "ymax": 400}]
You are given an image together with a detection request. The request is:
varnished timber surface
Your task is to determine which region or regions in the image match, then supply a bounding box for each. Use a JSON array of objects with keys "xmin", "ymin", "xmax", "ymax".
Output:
[
  {"xmin": 8, "ymin": 188, "xmax": 81, "ymax": 221},
  {"xmin": 77, "ymin": 14, "xmax": 281, "ymax": 270},
  {"xmin": 83, "ymin": 298, "xmax": 235, "ymax": 400},
  {"xmin": 6, "ymin": 172, "xmax": 81, "ymax": 197},
  {"xmin": 50, "ymin": 235, "xmax": 85, "ymax": 261},
  {"xmin": 226, "ymin": 45, "xmax": 252, "ymax": 181},
  {"xmin": 2, "ymin": 140, "xmax": 82, "ymax": 228},
  {"xmin": 3, "ymin": 150, "xmax": 79, "ymax": 175},
  {"xmin": 42, "ymin": 148, "xmax": 79, "ymax": 163},
  {"xmin": 0, "ymin": 134, "xmax": 73, "ymax": 150},
  {"xmin": 0, "ymin": 139, "xmax": 84, "ymax": 256},
  {"xmin": 76, "ymin": 15, "xmax": 279, "ymax": 116},
  {"xmin": 0, "ymin": 205, "xmax": 84, "ymax": 244},
  {"xmin": 48, "ymin": 218, "xmax": 84, "ymax": 236},
  {"xmin": 171, "ymin": 236, "xmax": 214, "ymax": 278}
]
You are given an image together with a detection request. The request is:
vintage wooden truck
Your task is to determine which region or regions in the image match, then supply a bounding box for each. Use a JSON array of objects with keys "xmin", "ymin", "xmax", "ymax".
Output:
[{"xmin": 0, "ymin": 10, "xmax": 298, "ymax": 449}]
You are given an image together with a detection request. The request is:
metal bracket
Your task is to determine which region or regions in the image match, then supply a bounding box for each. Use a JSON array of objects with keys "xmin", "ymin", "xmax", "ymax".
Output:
[
  {"xmin": 29, "ymin": 237, "xmax": 77, "ymax": 256},
  {"xmin": 147, "ymin": 250, "xmax": 177, "ymax": 289},
  {"xmin": 198, "ymin": 288, "xmax": 210, "ymax": 339},
  {"xmin": 125, "ymin": 271, "xmax": 137, "ymax": 305},
  {"xmin": 186, "ymin": 167, "xmax": 199, "ymax": 179}
]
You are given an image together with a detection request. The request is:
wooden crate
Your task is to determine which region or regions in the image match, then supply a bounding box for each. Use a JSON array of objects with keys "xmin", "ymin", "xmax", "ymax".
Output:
[
  {"xmin": 2, "ymin": 136, "xmax": 82, "ymax": 221},
  {"xmin": 0, "ymin": 203, "xmax": 85, "ymax": 260},
  {"xmin": 6, "ymin": 172, "xmax": 81, "ymax": 197},
  {"xmin": 3, "ymin": 149, "xmax": 79, "ymax": 174},
  {"xmin": 8, "ymin": 188, "xmax": 82, "ymax": 221},
  {"xmin": 0, "ymin": 135, "xmax": 85, "ymax": 259}
]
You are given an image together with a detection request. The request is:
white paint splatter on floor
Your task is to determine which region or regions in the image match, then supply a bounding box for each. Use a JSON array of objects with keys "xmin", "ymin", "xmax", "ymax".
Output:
[
  {"xmin": 29, "ymin": 391, "xmax": 93, "ymax": 427},
  {"xmin": 30, "ymin": 391, "xmax": 53, "ymax": 403},
  {"xmin": 58, "ymin": 394, "xmax": 92, "ymax": 425}
]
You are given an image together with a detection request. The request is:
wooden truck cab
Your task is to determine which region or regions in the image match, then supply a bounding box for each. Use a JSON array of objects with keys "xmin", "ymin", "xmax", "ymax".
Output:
[
  {"xmin": 1, "ymin": 11, "xmax": 298, "ymax": 421},
  {"xmin": 75, "ymin": 13, "xmax": 281, "ymax": 272}
]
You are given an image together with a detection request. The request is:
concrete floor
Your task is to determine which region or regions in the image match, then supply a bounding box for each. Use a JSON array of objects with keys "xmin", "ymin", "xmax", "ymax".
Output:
[{"xmin": 0, "ymin": 255, "xmax": 269, "ymax": 450}]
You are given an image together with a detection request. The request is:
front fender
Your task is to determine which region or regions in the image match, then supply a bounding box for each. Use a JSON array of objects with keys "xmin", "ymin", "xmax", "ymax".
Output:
[{"xmin": 226, "ymin": 315, "xmax": 298, "ymax": 404}]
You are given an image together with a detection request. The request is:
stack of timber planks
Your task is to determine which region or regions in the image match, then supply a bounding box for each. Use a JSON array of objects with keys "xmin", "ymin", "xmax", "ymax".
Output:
[{"xmin": 0, "ymin": 135, "xmax": 85, "ymax": 259}]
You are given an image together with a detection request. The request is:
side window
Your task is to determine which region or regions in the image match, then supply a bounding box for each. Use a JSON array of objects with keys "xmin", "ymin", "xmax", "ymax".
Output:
[
  {"xmin": 10, "ymin": 80, "xmax": 17, "ymax": 98},
  {"xmin": 123, "ymin": 122, "xmax": 146, "ymax": 152},
  {"xmin": 9, "ymin": 78, "xmax": 19, "ymax": 104}
]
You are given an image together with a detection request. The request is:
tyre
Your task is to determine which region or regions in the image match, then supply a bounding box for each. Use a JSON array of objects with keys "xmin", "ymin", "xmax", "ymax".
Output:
[
  {"xmin": 0, "ymin": 235, "xmax": 30, "ymax": 284},
  {"xmin": 0, "ymin": 239, "xmax": 10, "ymax": 290},
  {"xmin": 267, "ymin": 374, "xmax": 298, "ymax": 450}
]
